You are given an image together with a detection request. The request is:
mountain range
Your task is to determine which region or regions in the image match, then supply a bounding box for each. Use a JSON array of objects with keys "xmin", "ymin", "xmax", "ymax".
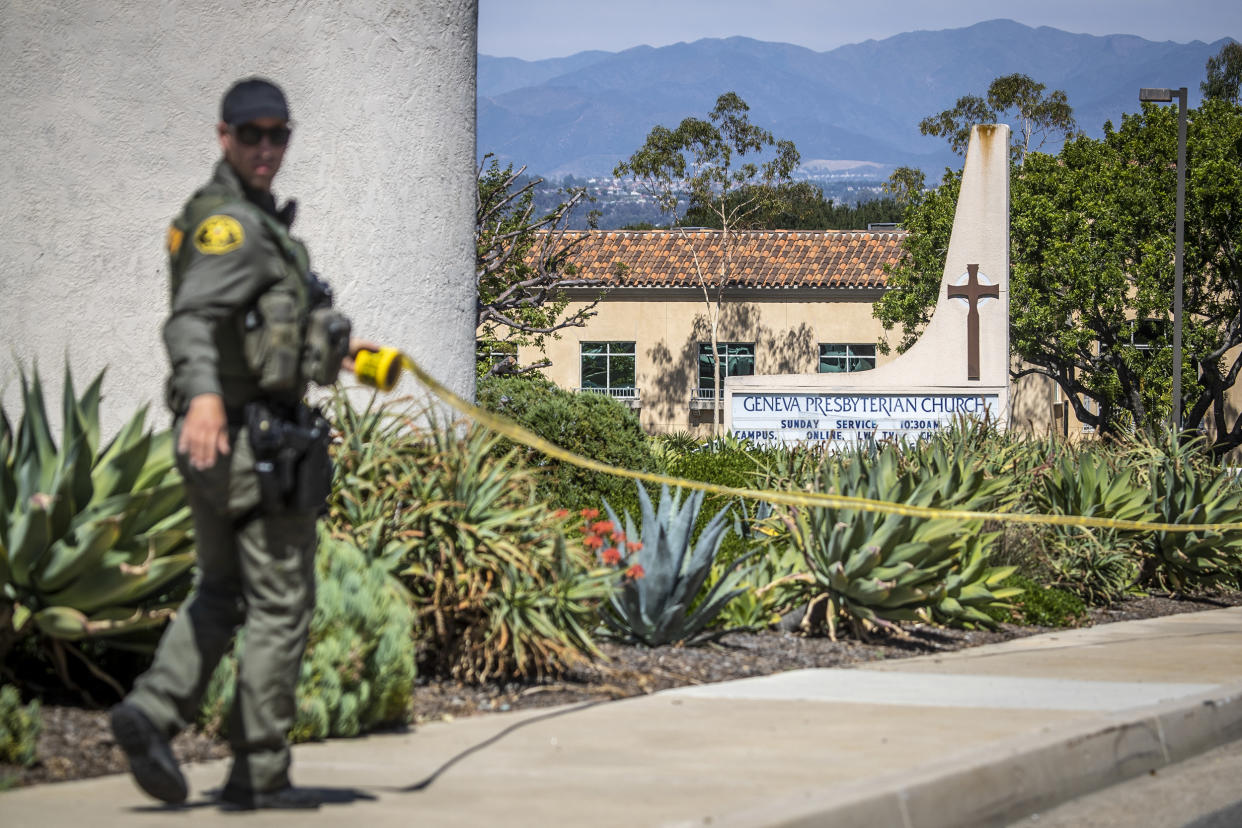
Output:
[{"xmin": 478, "ymin": 19, "xmax": 1232, "ymax": 180}]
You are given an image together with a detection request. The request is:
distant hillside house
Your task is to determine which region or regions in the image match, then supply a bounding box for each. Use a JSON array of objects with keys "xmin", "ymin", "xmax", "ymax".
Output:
[{"xmin": 490, "ymin": 228, "xmax": 1063, "ymax": 436}]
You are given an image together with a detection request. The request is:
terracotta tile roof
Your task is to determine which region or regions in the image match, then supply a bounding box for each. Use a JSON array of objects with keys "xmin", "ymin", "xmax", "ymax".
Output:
[{"xmin": 546, "ymin": 229, "xmax": 907, "ymax": 289}]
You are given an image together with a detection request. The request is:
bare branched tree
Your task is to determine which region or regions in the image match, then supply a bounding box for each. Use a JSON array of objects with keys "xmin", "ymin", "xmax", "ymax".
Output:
[{"xmin": 476, "ymin": 154, "xmax": 605, "ymax": 376}]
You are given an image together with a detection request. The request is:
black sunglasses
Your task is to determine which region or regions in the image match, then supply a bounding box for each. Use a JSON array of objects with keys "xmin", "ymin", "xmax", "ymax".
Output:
[{"xmin": 232, "ymin": 123, "xmax": 292, "ymax": 147}]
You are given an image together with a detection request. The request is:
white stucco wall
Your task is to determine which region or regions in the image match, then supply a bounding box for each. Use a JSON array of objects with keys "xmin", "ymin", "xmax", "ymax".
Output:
[{"xmin": 0, "ymin": 0, "xmax": 478, "ymax": 436}]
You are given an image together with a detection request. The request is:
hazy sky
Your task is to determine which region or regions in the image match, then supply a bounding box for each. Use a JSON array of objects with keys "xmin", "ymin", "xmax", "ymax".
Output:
[{"xmin": 478, "ymin": 0, "xmax": 1239, "ymax": 60}]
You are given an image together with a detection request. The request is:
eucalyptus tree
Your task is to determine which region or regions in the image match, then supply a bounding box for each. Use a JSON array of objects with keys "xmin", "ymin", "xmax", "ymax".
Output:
[
  {"xmin": 919, "ymin": 73, "xmax": 1077, "ymax": 163},
  {"xmin": 615, "ymin": 93, "xmax": 799, "ymax": 433},
  {"xmin": 1202, "ymin": 41, "xmax": 1242, "ymax": 104}
]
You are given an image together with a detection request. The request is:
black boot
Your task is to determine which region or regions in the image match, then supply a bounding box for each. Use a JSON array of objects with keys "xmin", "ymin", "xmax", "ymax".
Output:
[
  {"xmin": 109, "ymin": 703, "xmax": 188, "ymax": 805},
  {"xmin": 220, "ymin": 784, "xmax": 322, "ymax": 810}
]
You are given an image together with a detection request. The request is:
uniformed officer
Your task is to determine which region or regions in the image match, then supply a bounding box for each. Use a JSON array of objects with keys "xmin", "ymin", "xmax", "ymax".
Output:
[{"xmin": 110, "ymin": 78, "xmax": 371, "ymax": 810}]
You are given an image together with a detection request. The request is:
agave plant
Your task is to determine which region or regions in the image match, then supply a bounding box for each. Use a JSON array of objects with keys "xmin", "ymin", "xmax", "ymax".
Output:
[
  {"xmin": 1030, "ymin": 444, "xmax": 1154, "ymax": 532},
  {"xmin": 653, "ymin": 430, "xmax": 699, "ymax": 457},
  {"xmin": 920, "ymin": 416, "xmax": 1050, "ymax": 512},
  {"xmin": 599, "ymin": 483, "xmax": 759, "ymax": 646},
  {"xmin": 768, "ymin": 441, "xmax": 1008, "ymax": 639},
  {"xmin": 931, "ymin": 533, "xmax": 1022, "ymax": 628},
  {"xmin": 0, "ymin": 366, "xmax": 194, "ymax": 692},
  {"xmin": 326, "ymin": 389, "xmax": 426, "ymax": 569},
  {"xmin": 1026, "ymin": 443, "xmax": 1153, "ymax": 597},
  {"xmin": 1138, "ymin": 433, "xmax": 1242, "ymax": 592}
]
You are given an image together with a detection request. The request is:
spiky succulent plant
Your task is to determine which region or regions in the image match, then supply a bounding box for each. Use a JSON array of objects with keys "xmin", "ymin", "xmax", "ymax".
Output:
[
  {"xmin": 1141, "ymin": 439, "xmax": 1242, "ymax": 592},
  {"xmin": 768, "ymin": 441, "xmax": 1008, "ymax": 639},
  {"xmin": 931, "ymin": 533, "xmax": 1021, "ymax": 628},
  {"xmin": 0, "ymin": 366, "xmax": 194, "ymax": 685},
  {"xmin": 600, "ymin": 483, "xmax": 758, "ymax": 646}
]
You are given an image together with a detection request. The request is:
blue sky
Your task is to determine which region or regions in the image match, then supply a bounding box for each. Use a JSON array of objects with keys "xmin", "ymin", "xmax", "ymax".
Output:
[{"xmin": 479, "ymin": 0, "xmax": 1239, "ymax": 60}]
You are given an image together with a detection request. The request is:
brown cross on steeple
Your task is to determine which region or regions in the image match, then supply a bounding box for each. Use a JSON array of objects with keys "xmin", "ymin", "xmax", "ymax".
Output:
[{"xmin": 947, "ymin": 264, "xmax": 999, "ymax": 381}]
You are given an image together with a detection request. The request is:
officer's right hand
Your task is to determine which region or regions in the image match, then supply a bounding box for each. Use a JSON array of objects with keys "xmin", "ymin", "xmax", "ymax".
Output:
[{"xmin": 180, "ymin": 394, "xmax": 231, "ymax": 470}]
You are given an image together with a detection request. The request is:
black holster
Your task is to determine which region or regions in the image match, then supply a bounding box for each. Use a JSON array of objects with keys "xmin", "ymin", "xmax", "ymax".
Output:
[{"xmin": 246, "ymin": 402, "xmax": 333, "ymax": 514}]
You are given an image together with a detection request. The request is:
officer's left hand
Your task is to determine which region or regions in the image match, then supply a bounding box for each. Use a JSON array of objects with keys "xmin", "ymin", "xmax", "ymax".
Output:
[{"xmin": 341, "ymin": 337, "xmax": 382, "ymax": 374}]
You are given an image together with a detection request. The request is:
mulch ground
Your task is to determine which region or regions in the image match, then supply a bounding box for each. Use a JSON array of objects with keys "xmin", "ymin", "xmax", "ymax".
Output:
[{"xmin": 4, "ymin": 591, "xmax": 1240, "ymax": 790}]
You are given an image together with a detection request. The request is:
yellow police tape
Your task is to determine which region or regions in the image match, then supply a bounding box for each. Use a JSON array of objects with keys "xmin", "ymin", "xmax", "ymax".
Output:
[{"xmin": 395, "ymin": 353, "xmax": 1241, "ymax": 536}]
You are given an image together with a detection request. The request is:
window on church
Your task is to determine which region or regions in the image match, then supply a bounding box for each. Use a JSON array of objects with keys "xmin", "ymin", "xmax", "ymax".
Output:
[
  {"xmin": 698, "ymin": 342, "xmax": 755, "ymax": 397},
  {"xmin": 818, "ymin": 343, "xmax": 876, "ymax": 373},
  {"xmin": 581, "ymin": 342, "xmax": 636, "ymax": 398}
]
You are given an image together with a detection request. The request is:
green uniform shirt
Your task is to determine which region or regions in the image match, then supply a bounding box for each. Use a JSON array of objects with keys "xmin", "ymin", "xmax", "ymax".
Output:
[{"xmin": 163, "ymin": 160, "xmax": 310, "ymax": 415}]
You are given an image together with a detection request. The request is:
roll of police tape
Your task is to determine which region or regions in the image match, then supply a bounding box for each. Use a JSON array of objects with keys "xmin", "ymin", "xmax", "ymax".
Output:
[
  {"xmin": 355, "ymin": 346, "xmax": 402, "ymax": 392},
  {"xmin": 392, "ymin": 352, "xmax": 1240, "ymax": 535}
]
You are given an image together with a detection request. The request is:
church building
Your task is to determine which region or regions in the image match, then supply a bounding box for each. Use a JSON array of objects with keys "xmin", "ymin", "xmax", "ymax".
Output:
[{"xmin": 495, "ymin": 227, "xmax": 1062, "ymax": 436}]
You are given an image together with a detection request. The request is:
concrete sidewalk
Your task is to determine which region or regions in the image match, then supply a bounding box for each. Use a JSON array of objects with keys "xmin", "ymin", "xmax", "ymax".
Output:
[{"xmin": 3, "ymin": 608, "xmax": 1240, "ymax": 828}]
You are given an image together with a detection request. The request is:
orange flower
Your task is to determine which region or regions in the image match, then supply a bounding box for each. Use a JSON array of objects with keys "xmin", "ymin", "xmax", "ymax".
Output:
[
  {"xmin": 553, "ymin": 508, "xmax": 570, "ymax": 519},
  {"xmin": 626, "ymin": 541, "xmax": 643, "ymax": 553},
  {"xmin": 583, "ymin": 535, "xmax": 604, "ymax": 549},
  {"xmin": 611, "ymin": 532, "xmax": 625, "ymax": 543},
  {"xmin": 625, "ymin": 564, "xmax": 646, "ymax": 580},
  {"xmin": 601, "ymin": 547, "xmax": 622, "ymax": 565},
  {"xmin": 590, "ymin": 520, "xmax": 615, "ymax": 535},
  {"xmin": 580, "ymin": 508, "xmax": 600, "ymax": 519}
]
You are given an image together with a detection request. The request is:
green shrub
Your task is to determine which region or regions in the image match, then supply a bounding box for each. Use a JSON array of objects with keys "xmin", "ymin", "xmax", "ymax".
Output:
[
  {"xmin": 199, "ymin": 528, "xmax": 415, "ymax": 742},
  {"xmin": 666, "ymin": 444, "xmax": 760, "ymax": 493},
  {"xmin": 0, "ymin": 365, "xmax": 194, "ymax": 695},
  {"xmin": 1045, "ymin": 529, "xmax": 1140, "ymax": 606},
  {"xmin": 0, "ymin": 684, "xmax": 40, "ymax": 767},
  {"xmin": 476, "ymin": 375, "xmax": 662, "ymax": 514},
  {"xmin": 712, "ymin": 502, "xmax": 803, "ymax": 630},
  {"xmin": 666, "ymin": 444, "xmax": 765, "ymax": 566},
  {"xmin": 1006, "ymin": 574, "xmax": 1088, "ymax": 627}
]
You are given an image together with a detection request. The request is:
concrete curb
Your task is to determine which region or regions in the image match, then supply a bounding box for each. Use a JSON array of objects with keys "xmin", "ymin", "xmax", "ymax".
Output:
[{"xmin": 716, "ymin": 679, "xmax": 1242, "ymax": 828}]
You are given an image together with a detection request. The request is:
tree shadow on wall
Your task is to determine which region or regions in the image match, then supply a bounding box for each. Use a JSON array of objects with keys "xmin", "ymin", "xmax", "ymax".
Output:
[
  {"xmin": 762, "ymin": 321, "xmax": 816, "ymax": 374},
  {"xmin": 644, "ymin": 303, "xmax": 816, "ymax": 427}
]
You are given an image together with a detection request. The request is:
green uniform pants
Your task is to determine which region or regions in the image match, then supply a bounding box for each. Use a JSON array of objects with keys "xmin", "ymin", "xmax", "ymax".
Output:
[{"xmin": 127, "ymin": 422, "xmax": 317, "ymax": 794}]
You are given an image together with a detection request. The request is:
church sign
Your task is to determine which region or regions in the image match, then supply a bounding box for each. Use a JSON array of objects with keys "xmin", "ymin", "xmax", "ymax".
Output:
[
  {"xmin": 724, "ymin": 124, "xmax": 1012, "ymax": 448},
  {"xmin": 730, "ymin": 392, "xmax": 1000, "ymax": 446}
]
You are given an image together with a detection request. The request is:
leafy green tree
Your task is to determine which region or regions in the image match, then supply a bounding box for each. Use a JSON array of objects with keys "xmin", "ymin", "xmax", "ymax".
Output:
[
  {"xmin": 476, "ymin": 154, "xmax": 602, "ymax": 377},
  {"xmin": 615, "ymin": 92, "xmax": 800, "ymax": 433},
  {"xmin": 1202, "ymin": 41, "xmax": 1242, "ymax": 104},
  {"xmin": 919, "ymin": 73, "xmax": 1077, "ymax": 163},
  {"xmin": 874, "ymin": 168, "xmax": 960, "ymax": 356},
  {"xmin": 876, "ymin": 100, "xmax": 1242, "ymax": 451},
  {"xmin": 882, "ymin": 166, "xmax": 926, "ymax": 208}
]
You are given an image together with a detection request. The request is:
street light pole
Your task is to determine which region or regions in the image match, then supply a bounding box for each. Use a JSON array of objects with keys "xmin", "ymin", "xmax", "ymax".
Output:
[{"xmin": 1139, "ymin": 86, "xmax": 1188, "ymax": 430}]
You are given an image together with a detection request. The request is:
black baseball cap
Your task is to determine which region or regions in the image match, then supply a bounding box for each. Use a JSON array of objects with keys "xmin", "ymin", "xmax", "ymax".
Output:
[{"xmin": 220, "ymin": 78, "xmax": 290, "ymax": 125}]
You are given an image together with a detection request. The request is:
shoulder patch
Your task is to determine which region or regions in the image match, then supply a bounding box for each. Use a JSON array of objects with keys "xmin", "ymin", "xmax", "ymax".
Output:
[
  {"xmin": 193, "ymin": 215, "xmax": 245, "ymax": 255},
  {"xmin": 166, "ymin": 225, "xmax": 184, "ymax": 256}
]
